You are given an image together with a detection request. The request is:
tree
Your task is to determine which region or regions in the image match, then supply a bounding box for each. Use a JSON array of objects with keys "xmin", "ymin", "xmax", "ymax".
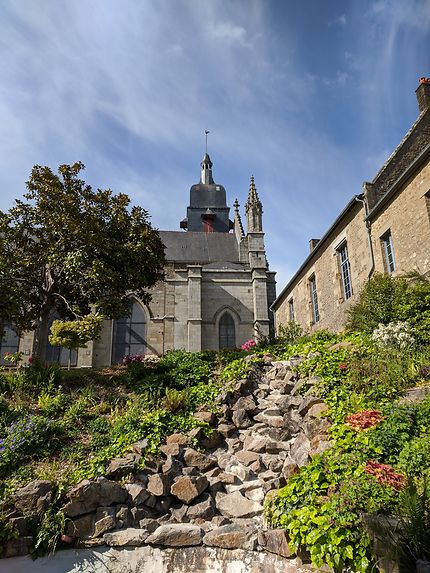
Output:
[{"xmin": 0, "ymin": 162, "xmax": 166, "ymax": 360}]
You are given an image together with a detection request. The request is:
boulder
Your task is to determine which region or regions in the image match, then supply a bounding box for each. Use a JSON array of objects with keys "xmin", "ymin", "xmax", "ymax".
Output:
[
  {"xmin": 125, "ymin": 482, "xmax": 150, "ymax": 505},
  {"xmin": 171, "ymin": 475, "xmax": 209, "ymax": 504},
  {"xmin": 147, "ymin": 473, "xmax": 173, "ymax": 497},
  {"xmin": 62, "ymin": 477, "xmax": 127, "ymax": 517},
  {"xmin": 289, "ymin": 432, "xmax": 311, "ymax": 467},
  {"xmin": 235, "ymin": 450, "xmax": 260, "ymax": 466},
  {"xmin": 3, "ymin": 537, "xmax": 33, "ymax": 558},
  {"xmin": 258, "ymin": 528, "xmax": 293, "ymax": 558},
  {"xmin": 215, "ymin": 491, "xmax": 263, "ymax": 518},
  {"xmin": 233, "ymin": 396, "xmax": 258, "ymax": 414},
  {"xmin": 193, "ymin": 410, "xmax": 216, "ymax": 424},
  {"xmin": 145, "ymin": 523, "xmax": 203, "ymax": 547},
  {"xmin": 242, "ymin": 434, "xmax": 268, "ymax": 453},
  {"xmin": 217, "ymin": 423, "xmax": 237, "ymax": 438},
  {"xmin": 232, "ymin": 409, "xmax": 252, "ymax": 429},
  {"xmin": 166, "ymin": 433, "xmax": 190, "ymax": 446},
  {"xmin": 106, "ymin": 453, "xmax": 139, "ymax": 478},
  {"xmin": 14, "ymin": 480, "xmax": 53, "ymax": 515},
  {"xmin": 65, "ymin": 513, "xmax": 95, "ymax": 538},
  {"xmin": 93, "ymin": 507, "xmax": 116, "ymax": 537},
  {"xmin": 104, "ymin": 527, "xmax": 149, "ymax": 547},
  {"xmin": 203, "ymin": 522, "xmax": 257, "ymax": 550},
  {"xmin": 183, "ymin": 448, "xmax": 216, "ymax": 471},
  {"xmin": 187, "ymin": 493, "xmax": 215, "ymax": 520}
]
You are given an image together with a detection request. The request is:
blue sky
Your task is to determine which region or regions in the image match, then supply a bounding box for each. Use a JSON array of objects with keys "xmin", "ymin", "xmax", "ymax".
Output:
[{"xmin": 1, "ymin": 0, "xmax": 430, "ymax": 289}]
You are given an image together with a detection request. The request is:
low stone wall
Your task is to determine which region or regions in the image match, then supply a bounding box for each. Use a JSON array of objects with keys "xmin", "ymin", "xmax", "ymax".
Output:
[
  {"xmin": 0, "ymin": 546, "xmax": 317, "ymax": 573},
  {"xmin": 2, "ymin": 356, "xmax": 332, "ymax": 571}
]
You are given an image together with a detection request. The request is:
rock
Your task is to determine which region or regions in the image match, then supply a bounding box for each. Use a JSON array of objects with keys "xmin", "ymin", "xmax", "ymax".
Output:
[
  {"xmin": 93, "ymin": 507, "xmax": 116, "ymax": 537},
  {"xmin": 161, "ymin": 456, "xmax": 183, "ymax": 476},
  {"xmin": 215, "ymin": 491, "xmax": 263, "ymax": 518},
  {"xmin": 132, "ymin": 439, "xmax": 148, "ymax": 455},
  {"xmin": 139, "ymin": 517, "xmax": 160, "ymax": 533},
  {"xmin": 169, "ymin": 504, "xmax": 190, "ymax": 523},
  {"xmin": 281, "ymin": 457, "xmax": 300, "ymax": 479},
  {"xmin": 3, "ymin": 537, "xmax": 33, "ymax": 558},
  {"xmin": 200, "ymin": 430, "xmax": 223, "ymax": 449},
  {"xmin": 243, "ymin": 434, "xmax": 268, "ymax": 453},
  {"xmin": 289, "ymin": 433, "xmax": 311, "ymax": 467},
  {"xmin": 310, "ymin": 435, "xmax": 332, "ymax": 456},
  {"xmin": 258, "ymin": 528, "xmax": 293, "ymax": 558},
  {"xmin": 235, "ymin": 450, "xmax": 260, "ymax": 466},
  {"xmin": 306, "ymin": 402, "xmax": 329, "ymax": 418},
  {"xmin": 183, "ymin": 448, "xmax": 216, "ymax": 471},
  {"xmin": 62, "ymin": 477, "xmax": 127, "ymax": 517},
  {"xmin": 160, "ymin": 442, "xmax": 182, "ymax": 457},
  {"xmin": 233, "ymin": 396, "xmax": 257, "ymax": 413},
  {"xmin": 203, "ymin": 523, "xmax": 257, "ymax": 550},
  {"xmin": 166, "ymin": 433, "xmax": 190, "ymax": 446},
  {"xmin": 106, "ymin": 453, "xmax": 139, "ymax": 478},
  {"xmin": 147, "ymin": 473, "xmax": 173, "ymax": 496},
  {"xmin": 217, "ymin": 423, "xmax": 237, "ymax": 438},
  {"xmin": 9, "ymin": 516, "xmax": 37, "ymax": 537},
  {"xmin": 171, "ymin": 475, "xmax": 209, "ymax": 504},
  {"xmin": 125, "ymin": 482, "xmax": 150, "ymax": 505},
  {"xmin": 193, "ymin": 410, "xmax": 215, "ymax": 424},
  {"xmin": 187, "ymin": 493, "xmax": 215, "ymax": 520},
  {"xmin": 297, "ymin": 396, "xmax": 325, "ymax": 417},
  {"xmin": 14, "ymin": 480, "xmax": 53, "ymax": 515},
  {"xmin": 276, "ymin": 395, "xmax": 302, "ymax": 413},
  {"xmin": 145, "ymin": 523, "xmax": 203, "ymax": 547},
  {"xmin": 245, "ymin": 487, "xmax": 265, "ymax": 503},
  {"xmin": 66, "ymin": 513, "xmax": 95, "ymax": 538},
  {"xmin": 104, "ymin": 527, "xmax": 149, "ymax": 547},
  {"xmin": 303, "ymin": 417, "xmax": 331, "ymax": 440},
  {"xmin": 216, "ymin": 472, "xmax": 239, "ymax": 485},
  {"xmin": 232, "ymin": 408, "xmax": 252, "ymax": 429},
  {"xmin": 116, "ymin": 505, "xmax": 133, "ymax": 528},
  {"xmin": 265, "ymin": 440, "xmax": 289, "ymax": 455}
]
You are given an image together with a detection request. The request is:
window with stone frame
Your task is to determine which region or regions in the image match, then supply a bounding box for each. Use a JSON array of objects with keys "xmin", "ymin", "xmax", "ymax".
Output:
[
  {"xmin": 309, "ymin": 275, "xmax": 320, "ymax": 324},
  {"xmin": 112, "ymin": 299, "xmax": 147, "ymax": 364},
  {"xmin": 337, "ymin": 241, "xmax": 353, "ymax": 300},
  {"xmin": 219, "ymin": 312, "xmax": 236, "ymax": 349},
  {"xmin": 0, "ymin": 324, "xmax": 20, "ymax": 365},
  {"xmin": 381, "ymin": 230, "xmax": 396, "ymax": 274}
]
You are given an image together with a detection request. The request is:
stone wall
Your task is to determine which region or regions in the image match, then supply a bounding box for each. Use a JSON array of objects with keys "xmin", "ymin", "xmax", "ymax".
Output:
[{"xmin": 2, "ymin": 358, "xmax": 331, "ymax": 571}]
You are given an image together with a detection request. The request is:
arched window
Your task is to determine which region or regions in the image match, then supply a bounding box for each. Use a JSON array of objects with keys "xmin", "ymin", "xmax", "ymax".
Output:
[
  {"xmin": 45, "ymin": 312, "xmax": 78, "ymax": 367},
  {"xmin": 219, "ymin": 312, "xmax": 236, "ymax": 349},
  {"xmin": 0, "ymin": 324, "xmax": 20, "ymax": 365},
  {"xmin": 112, "ymin": 299, "xmax": 147, "ymax": 364}
]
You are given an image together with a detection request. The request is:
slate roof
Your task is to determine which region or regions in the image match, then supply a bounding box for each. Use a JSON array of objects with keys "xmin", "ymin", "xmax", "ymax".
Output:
[{"xmin": 159, "ymin": 231, "xmax": 241, "ymax": 265}]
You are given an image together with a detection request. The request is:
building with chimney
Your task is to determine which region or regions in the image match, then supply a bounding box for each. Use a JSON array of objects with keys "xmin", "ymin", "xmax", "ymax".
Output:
[
  {"xmin": 0, "ymin": 154, "xmax": 276, "ymax": 366},
  {"xmin": 272, "ymin": 78, "xmax": 430, "ymax": 333}
]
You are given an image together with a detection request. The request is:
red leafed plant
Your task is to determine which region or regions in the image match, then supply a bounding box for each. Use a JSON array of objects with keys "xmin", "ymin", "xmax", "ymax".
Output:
[
  {"xmin": 364, "ymin": 460, "xmax": 405, "ymax": 491},
  {"xmin": 338, "ymin": 362, "xmax": 348, "ymax": 371},
  {"xmin": 346, "ymin": 409, "xmax": 384, "ymax": 431}
]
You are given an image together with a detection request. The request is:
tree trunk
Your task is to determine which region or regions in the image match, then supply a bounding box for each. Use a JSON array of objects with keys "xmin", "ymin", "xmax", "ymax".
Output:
[{"xmin": 34, "ymin": 311, "xmax": 50, "ymax": 363}]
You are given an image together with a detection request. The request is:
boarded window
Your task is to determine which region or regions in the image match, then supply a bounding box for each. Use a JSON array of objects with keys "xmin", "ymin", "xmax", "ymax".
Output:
[
  {"xmin": 0, "ymin": 324, "xmax": 20, "ymax": 365},
  {"xmin": 219, "ymin": 312, "xmax": 236, "ymax": 349},
  {"xmin": 112, "ymin": 300, "xmax": 147, "ymax": 364}
]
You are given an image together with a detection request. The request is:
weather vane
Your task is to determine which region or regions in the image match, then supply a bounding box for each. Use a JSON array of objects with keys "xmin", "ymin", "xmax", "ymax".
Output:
[{"xmin": 205, "ymin": 129, "xmax": 210, "ymax": 154}]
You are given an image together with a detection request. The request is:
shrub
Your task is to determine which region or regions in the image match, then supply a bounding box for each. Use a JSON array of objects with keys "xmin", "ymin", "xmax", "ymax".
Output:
[
  {"xmin": 346, "ymin": 273, "xmax": 408, "ymax": 333},
  {"xmin": 219, "ymin": 358, "xmax": 250, "ymax": 383}
]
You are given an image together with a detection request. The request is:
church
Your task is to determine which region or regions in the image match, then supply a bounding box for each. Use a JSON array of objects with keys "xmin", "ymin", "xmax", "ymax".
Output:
[{"xmin": 0, "ymin": 154, "xmax": 276, "ymax": 366}]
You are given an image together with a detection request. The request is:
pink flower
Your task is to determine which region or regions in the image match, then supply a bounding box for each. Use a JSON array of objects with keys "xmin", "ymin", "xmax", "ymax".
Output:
[
  {"xmin": 241, "ymin": 339, "xmax": 256, "ymax": 351},
  {"xmin": 339, "ymin": 362, "xmax": 348, "ymax": 371}
]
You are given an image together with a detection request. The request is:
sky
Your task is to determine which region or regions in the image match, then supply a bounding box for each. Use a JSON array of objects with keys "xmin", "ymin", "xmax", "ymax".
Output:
[{"xmin": 1, "ymin": 0, "xmax": 430, "ymax": 290}]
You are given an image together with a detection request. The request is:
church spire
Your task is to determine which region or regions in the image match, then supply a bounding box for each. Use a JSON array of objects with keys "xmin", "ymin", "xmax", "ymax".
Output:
[
  {"xmin": 245, "ymin": 175, "xmax": 263, "ymax": 232},
  {"xmin": 200, "ymin": 153, "xmax": 214, "ymax": 185},
  {"xmin": 233, "ymin": 198, "xmax": 245, "ymax": 238}
]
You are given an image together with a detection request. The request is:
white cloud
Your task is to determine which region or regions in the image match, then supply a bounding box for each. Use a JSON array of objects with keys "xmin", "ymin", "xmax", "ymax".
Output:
[{"xmin": 329, "ymin": 14, "xmax": 347, "ymax": 27}]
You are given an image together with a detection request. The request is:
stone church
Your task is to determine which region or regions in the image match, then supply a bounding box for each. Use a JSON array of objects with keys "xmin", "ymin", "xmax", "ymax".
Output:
[{"xmin": 0, "ymin": 154, "xmax": 276, "ymax": 366}]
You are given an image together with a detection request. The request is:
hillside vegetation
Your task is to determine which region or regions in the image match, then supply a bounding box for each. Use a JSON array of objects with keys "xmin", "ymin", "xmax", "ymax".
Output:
[{"xmin": 0, "ymin": 273, "xmax": 430, "ymax": 571}]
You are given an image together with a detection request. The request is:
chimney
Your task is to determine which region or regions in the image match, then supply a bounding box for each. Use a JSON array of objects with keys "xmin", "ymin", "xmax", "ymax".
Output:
[
  {"xmin": 416, "ymin": 77, "xmax": 430, "ymax": 113},
  {"xmin": 309, "ymin": 239, "xmax": 320, "ymax": 252}
]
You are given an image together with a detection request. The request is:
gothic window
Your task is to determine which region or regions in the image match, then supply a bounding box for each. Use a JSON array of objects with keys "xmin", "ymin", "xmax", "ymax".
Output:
[
  {"xmin": 219, "ymin": 312, "xmax": 236, "ymax": 349},
  {"xmin": 337, "ymin": 242, "xmax": 352, "ymax": 300},
  {"xmin": 0, "ymin": 324, "xmax": 20, "ymax": 365},
  {"xmin": 309, "ymin": 275, "xmax": 320, "ymax": 324},
  {"xmin": 112, "ymin": 299, "xmax": 147, "ymax": 364},
  {"xmin": 45, "ymin": 312, "xmax": 78, "ymax": 367},
  {"xmin": 381, "ymin": 230, "xmax": 396, "ymax": 274}
]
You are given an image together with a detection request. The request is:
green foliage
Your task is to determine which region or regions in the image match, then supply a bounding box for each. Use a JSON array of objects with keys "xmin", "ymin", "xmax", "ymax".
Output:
[
  {"xmin": 0, "ymin": 161, "xmax": 165, "ymax": 360},
  {"xmin": 396, "ymin": 478, "xmax": 430, "ymax": 563},
  {"xmin": 346, "ymin": 273, "xmax": 409, "ymax": 333},
  {"xmin": 397, "ymin": 276, "xmax": 430, "ymax": 344},
  {"xmin": 0, "ymin": 511, "xmax": 18, "ymax": 557},
  {"xmin": 219, "ymin": 358, "xmax": 250, "ymax": 383},
  {"xmin": 31, "ymin": 507, "xmax": 66, "ymax": 558},
  {"xmin": 49, "ymin": 313, "xmax": 103, "ymax": 351}
]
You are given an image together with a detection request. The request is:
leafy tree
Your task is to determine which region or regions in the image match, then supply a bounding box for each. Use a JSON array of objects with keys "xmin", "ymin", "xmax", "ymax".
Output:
[{"xmin": 0, "ymin": 162, "xmax": 165, "ymax": 360}]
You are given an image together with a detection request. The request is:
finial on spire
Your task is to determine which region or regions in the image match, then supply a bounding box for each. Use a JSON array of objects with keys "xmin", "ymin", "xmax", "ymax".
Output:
[
  {"xmin": 205, "ymin": 130, "xmax": 210, "ymax": 154},
  {"xmin": 245, "ymin": 175, "xmax": 263, "ymax": 233},
  {"xmin": 233, "ymin": 198, "xmax": 240, "ymax": 213}
]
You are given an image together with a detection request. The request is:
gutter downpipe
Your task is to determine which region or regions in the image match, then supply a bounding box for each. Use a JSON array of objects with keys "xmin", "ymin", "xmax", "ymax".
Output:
[{"xmin": 355, "ymin": 194, "xmax": 375, "ymax": 279}]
